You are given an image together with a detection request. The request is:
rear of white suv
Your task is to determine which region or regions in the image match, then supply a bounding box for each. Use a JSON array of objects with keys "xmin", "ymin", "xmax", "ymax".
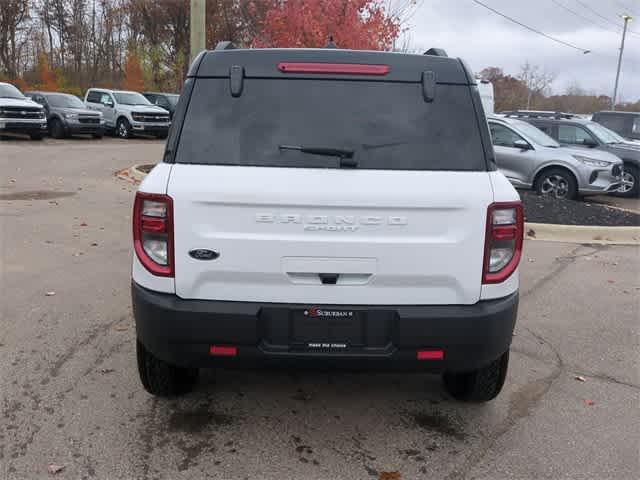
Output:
[{"xmin": 132, "ymin": 46, "xmax": 523, "ymax": 402}]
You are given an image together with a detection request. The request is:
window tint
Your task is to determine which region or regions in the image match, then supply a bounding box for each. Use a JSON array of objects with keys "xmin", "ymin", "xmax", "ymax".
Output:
[
  {"xmin": 489, "ymin": 123, "xmax": 525, "ymax": 148},
  {"xmin": 86, "ymin": 91, "xmax": 102, "ymax": 103},
  {"xmin": 596, "ymin": 114, "xmax": 626, "ymax": 133},
  {"xmin": 176, "ymin": 78, "xmax": 487, "ymax": 171},
  {"xmin": 558, "ymin": 125, "xmax": 596, "ymax": 146},
  {"xmin": 155, "ymin": 96, "xmax": 170, "ymax": 108}
]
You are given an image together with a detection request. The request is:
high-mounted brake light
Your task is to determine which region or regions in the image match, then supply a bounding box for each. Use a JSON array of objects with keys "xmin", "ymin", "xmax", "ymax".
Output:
[
  {"xmin": 482, "ymin": 202, "xmax": 524, "ymax": 284},
  {"xmin": 133, "ymin": 192, "xmax": 174, "ymax": 277},
  {"xmin": 277, "ymin": 62, "xmax": 390, "ymax": 75}
]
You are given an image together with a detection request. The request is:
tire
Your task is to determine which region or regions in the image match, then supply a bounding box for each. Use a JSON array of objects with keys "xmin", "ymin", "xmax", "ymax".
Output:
[
  {"xmin": 534, "ymin": 168, "xmax": 577, "ymax": 200},
  {"xmin": 50, "ymin": 118, "xmax": 66, "ymax": 139},
  {"xmin": 29, "ymin": 133, "xmax": 44, "ymax": 140},
  {"xmin": 116, "ymin": 117, "xmax": 132, "ymax": 139},
  {"xmin": 155, "ymin": 133, "xmax": 168, "ymax": 140},
  {"xmin": 92, "ymin": 133, "xmax": 104, "ymax": 139},
  {"xmin": 615, "ymin": 164, "xmax": 639, "ymax": 198},
  {"xmin": 136, "ymin": 340, "xmax": 198, "ymax": 397},
  {"xmin": 443, "ymin": 350, "xmax": 510, "ymax": 402}
]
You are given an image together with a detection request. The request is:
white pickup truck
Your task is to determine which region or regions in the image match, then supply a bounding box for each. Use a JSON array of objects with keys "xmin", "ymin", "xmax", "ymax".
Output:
[
  {"xmin": 132, "ymin": 44, "xmax": 523, "ymax": 403},
  {"xmin": 0, "ymin": 82, "xmax": 48, "ymax": 140}
]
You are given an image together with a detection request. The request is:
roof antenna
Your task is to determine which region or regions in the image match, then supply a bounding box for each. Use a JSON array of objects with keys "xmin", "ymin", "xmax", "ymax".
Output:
[{"xmin": 325, "ymin": 35, "xmax": 338, "ymax": 49}]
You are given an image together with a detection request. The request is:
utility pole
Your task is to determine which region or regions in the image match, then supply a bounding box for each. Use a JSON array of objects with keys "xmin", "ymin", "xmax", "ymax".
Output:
[
  {"xmin": 612, "ymin": 15, "xmax": 632, "ymax": 110},
  {"xmin": 190, "ymin": 0, "xmax": 206, "ymax": 63}
]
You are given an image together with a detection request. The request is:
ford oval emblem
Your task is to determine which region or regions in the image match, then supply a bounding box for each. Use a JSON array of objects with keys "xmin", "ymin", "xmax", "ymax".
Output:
[{"xmin": 189, "ymin": 249, "xmax": 219, "ymax": 261}]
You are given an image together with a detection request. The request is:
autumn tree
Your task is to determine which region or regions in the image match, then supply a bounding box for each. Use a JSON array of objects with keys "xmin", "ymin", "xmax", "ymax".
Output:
[
  {"xmin": 122, "ymin": 50, "xmax": 145, "ymax": 91},
  {"xmin": 36, "ymin": 53, "xmax": 59, "ymax": 90},
  {"xmin": 251, "ymin": 0, "xmax": 400, "ymax": 50},
  {"xmin": 518, "ymin": 61, "xmax": 555, "ymax": 110}
]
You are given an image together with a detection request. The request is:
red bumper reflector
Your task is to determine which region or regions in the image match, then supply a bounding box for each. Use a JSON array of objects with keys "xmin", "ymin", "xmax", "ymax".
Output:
[
  {"xmin": 417, "ymin": 349, "xmax": 444, "ymax": 360},
  {"xmin": 209, "ymin": 345, "xmax": 237, "ymax": 357},
  {"xmin": 277, "ymin": 62, "xmax": 390, "ymax": 75}
]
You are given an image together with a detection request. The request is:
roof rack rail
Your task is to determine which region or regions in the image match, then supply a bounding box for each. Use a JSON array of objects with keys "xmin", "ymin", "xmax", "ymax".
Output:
[
  {"xmin": 424, "ymin": 48, "xmax": 448, "ymax": 57},
  {"xmin": 214, "ymin": 41, "xmax": 235, "ymax": 51},
  {"xmin": 500, "ymin": 110, "xmax": 577, "ymax": 120}
]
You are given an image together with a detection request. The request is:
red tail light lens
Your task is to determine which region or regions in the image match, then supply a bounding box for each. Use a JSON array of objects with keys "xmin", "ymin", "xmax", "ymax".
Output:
[
  {"xmin": 277, "ymin": 62, "xmax": 390, "ymax": 75},
  {"xmin": 482, "ymin": 202, "xmax": 523, "ymax": 284},
  {"xmin": 133, "ymin": 192, "xmax": 174, "ymax": 277}
]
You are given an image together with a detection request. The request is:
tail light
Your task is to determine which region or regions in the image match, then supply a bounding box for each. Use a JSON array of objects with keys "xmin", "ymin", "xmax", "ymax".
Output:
[
  {"xmin": 482, "ymin": 202, "xmax": 523, "ymax": 284},
  {"xmin": 133, "ymin": 192, "xmax": 174, "ymax": 277}
]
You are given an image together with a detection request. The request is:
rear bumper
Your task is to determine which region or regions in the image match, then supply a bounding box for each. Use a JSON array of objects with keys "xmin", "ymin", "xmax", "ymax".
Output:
[{"xmin": 132, "ymin": 282, "xmax": 518, "ymax": 373}]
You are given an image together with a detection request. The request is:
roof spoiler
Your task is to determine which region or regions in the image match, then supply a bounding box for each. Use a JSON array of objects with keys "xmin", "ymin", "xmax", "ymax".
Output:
[
  {"xmin": 214, "ymin": 41, "xmax": 235, "ymax": 51},
  {"xmin": 424, "ymin": 48, "xmax": 448, "ymax": 57}
]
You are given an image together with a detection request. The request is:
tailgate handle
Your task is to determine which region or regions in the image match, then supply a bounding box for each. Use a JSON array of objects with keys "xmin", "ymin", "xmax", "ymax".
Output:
[{"xmin": 319, "ymin": 273, "xmax": 339, "ymax": 285}]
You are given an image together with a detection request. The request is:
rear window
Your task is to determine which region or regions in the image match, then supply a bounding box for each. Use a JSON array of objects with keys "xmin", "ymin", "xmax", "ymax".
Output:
[{"xmin": 175, "ymin": 78, "xmax": 487, "ymax": 171}]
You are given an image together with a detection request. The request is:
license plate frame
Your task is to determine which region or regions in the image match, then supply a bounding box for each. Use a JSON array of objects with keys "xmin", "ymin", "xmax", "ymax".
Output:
[{"xmin": 290, "ymin": 307, "xmax": 365, "ymax": 351}]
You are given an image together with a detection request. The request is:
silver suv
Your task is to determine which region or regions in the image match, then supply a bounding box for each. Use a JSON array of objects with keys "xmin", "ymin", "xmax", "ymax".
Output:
[{"xmin": 488, "ymin": 116, "xmax": 622, "ymax": 199}]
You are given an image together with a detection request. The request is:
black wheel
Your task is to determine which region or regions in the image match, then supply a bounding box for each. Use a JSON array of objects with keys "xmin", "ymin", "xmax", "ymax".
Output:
[
  {"xmin": 535, "ymin": 168, "xmax": 577, "ymax": 200},
  {"xmin": 50, "ymin": 118, "xmax": 66, "ymax": 139},
  {"xmin": 29, "ymin": 133, "xmax": 44, "ymax": 140},
  {"xmin": 136, "ymin": 340, "xmax": 198, "ymax": 397},
  {"xmin": 116, "ymin": 117, "xmax": 132, "ymax": 139},
  {"xmin": 443, "ymin": 350, "xmax": 510, "ymax": 402},
  {"xmin": 615, "ymin": 164, "xmax": 639, "ymax": 198}
]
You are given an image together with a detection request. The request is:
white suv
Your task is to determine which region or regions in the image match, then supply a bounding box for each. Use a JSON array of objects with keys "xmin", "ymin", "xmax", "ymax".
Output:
[
  {"xmin": 132, "ymin": 45, "xmax": 523, "ymax": 402},
  {"xmin": 84, "ymin": 88, "xmax": 170, "ymax": 139}
]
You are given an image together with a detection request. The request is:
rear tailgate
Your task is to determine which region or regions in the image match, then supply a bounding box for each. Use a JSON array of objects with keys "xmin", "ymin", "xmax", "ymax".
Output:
[{"xmin": 169, "ymin": 166, "xmax": 492, "ymax": 305}]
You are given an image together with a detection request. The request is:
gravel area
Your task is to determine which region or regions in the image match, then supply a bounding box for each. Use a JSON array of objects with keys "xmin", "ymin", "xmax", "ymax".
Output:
[{"xmin": 521, "ymin": 191, "xmax": 640, "ymax": 226}]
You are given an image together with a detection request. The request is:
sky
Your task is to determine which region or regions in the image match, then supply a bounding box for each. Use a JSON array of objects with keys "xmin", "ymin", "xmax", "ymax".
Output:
[{"xmin": 406, "ymin": 0, "xmax": 640, "ymax": 102}]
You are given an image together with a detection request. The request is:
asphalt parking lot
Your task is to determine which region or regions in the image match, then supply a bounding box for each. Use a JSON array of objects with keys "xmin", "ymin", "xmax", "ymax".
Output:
[{"xmin": 1, "ymin": 137, "xmax": 639, "ymax": 480}]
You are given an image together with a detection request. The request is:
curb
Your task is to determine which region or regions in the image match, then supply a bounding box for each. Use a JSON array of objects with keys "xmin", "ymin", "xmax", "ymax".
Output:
[
  {"xmin": 525, "ymin": 222, "xmax": 640, "ymax": 245},
  {"xmin": 121, "ymin": 165, "xmax": 639, "ymax": 245}
]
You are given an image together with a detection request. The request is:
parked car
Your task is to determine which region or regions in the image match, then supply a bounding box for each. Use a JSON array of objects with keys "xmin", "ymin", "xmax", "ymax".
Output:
[
  {"xmin": 25, "ymin": 91, "xmax": 104, "ymax": 139},
  {"xmin": 142, "ymin": 92, "xmax": 180, "ymax": 120},
  {"xmin": 0, "ymin": 82, "xmax": 47, "ymax": 140},
  {"xmin": 501, "ymin": 111, "xmax": 640, "ymax": 197},
  {"xmin": 592, "ymin": 111, "xmax": 640, "ymax": 142},
  {"xmin": 488, "ymin": 115, "xmax": 623, "ymax": 199},
  {"xmin": 132, "ymin": 43, "xmax": 523, "ymax": 403},
  {"xmin": 84, "ymin": 88, "xmax": 170, "ymax": 139}
]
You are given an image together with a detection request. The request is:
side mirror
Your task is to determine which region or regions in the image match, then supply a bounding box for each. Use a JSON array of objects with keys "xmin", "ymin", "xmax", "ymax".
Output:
[
  {"xmin": 583, "ymin": 138, "xmax": 598, "ymax": 148},
  {"xmin": 514, "ymin": 139, "xmax": 531, "ymax": 150}
]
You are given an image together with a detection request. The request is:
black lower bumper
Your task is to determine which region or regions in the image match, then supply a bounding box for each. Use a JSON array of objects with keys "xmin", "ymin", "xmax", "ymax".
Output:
[
  {"xmin": 132, "ymin": 282, "xmax": 518, "ymax": 373},
  {"xmin": 132, "ymin": 125, "xmax": 169, "ymax": 136},
  {"xmin": 66, "ymin": 123, "xmax": 104, "ymax": 136}
]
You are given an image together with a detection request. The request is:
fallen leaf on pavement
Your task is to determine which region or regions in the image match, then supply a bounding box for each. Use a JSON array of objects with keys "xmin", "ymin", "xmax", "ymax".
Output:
[
  {"xmin": 379, "ymin": 472, "xmax": 401, "ymax": 480},
  {"xmin": 114, "ymin": 324, "xmax": 128, "ymax": 332},
  {"xmin": 90, "ymin": 242, "xmax": 98, "ymax": 247},
  {"xmin": 100, "ymin": 368, "xmax": 114, "ymax": 374},
  {"xmin": 574, "ymin": 376, "xmax": 586, "ymax": 382},
  {"xmin": 48, "ymin": 201, "xmax": 58, "ymax": 205},
  {"xmin": 47, "ymin": 464, "xmax": 64, "ymax": 475},
  {"xmin": 527, "ymin": 258, "xmax": 535, "ymax": 262},
  {"xmin": 526, "ymin": 228, "xmax": 536, "ymax": 238},
  {"xmin": 45, "ymin": 291, "xmax": 56, "ymax": 296},
  {"xmin": 584, "ymin": 399, "xmax": 595, "ymax": 406},
  {"xmin": 9, "ymin": 178, "xmax": 16, "ymax": 183},
  {"xmin": 79, "ymin": 222, "xmax": 88, "ymax": 227},
  {"xmin": 607, "ymin": 280, "xmax": 615, "ymax": 284}
]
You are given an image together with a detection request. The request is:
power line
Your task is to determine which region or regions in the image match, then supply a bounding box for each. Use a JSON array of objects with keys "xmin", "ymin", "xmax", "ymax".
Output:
[
  {"xmin": 551, "ymin": 0, "xmax": 623, "ymax": 35},
  {"xmin": 470, "ymin": 0, "xmax": 592, "ymax": 53},
  {"xmin": 573, "ymin": 0, "xmax": 640, "ymax": 36},
  {"xmin": 615, "ymin": 1, "xmax": 639, "ymax": 17}
]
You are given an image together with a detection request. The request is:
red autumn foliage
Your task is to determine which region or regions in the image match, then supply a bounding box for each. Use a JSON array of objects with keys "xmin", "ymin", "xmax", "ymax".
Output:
[
  {"xmin": 250, "ymin": 0, "xmax": 400, "ymax": 50},
  {"xmin": 36, "ymin": 54, "xmax": 59, "ymax": 91},
  {"xmin": 122, "ymin": 51, "xmax": 145, "ymax": 91},
  {"xmin": 12, "ymin": 76, "xmax": 29, "ymax": 92}
]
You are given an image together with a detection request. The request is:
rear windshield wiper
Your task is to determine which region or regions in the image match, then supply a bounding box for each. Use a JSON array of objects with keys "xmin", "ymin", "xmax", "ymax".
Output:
[{"xmin": 279, "ymin": 144, "xmax": 357, "ymax": 168}]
